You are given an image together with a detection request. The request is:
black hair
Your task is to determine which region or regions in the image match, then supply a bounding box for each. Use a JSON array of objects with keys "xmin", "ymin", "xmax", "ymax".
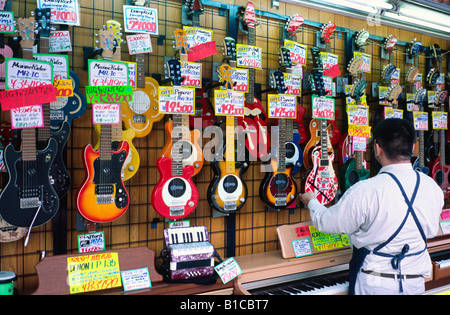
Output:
[{"xmin": 372, "ymin": 118, "xmax": 416, "ymax": 162}]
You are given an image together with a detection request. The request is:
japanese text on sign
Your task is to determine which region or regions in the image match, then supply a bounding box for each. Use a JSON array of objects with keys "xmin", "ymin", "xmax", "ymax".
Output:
[
  {"xmin": 0, "ymin": 84, "xmax": 56, "ymax": 110},
  {"xmin": 121, "ymin": 268, "xmax": 152, "ymax": 292},
  {"xmin": 309, "ymin": 226, "xmax": 349, "ymax": 252},
  {"xmin": 49, "ymin": 31, "xmax": 72, "ymax": 52},
  {"xmin": 214, "ymin": 90, "xmax": 245, "ymax": 117},
  {"xmin": 0, "ymin": 11, "xmax": 15, "ymax": 33},
  {"xmin": 347, "ymin": 105, "xmax": 369, "ymax": 125},
  {"xmin": 214, "ymin": 257, "xmax": 242, "ymax": 284},
  {"xmin": 5, "ymin": 58, "xmax": 54, "ymax": 91},
  {"xmin": 11, "ymin": 104, "xmax": 44, "ymax": 129},
  {"xmin": 183, "ymin": 26, "xmax": 213, "ymax": 48},
  {"xmin": 284, "ymin": 73, "xmax": 302, "ymax": 96},
  {"xmin": 92, "ymin": 103, "xmax": 121, "ymax": 125},
  {"xmin": 385, "ymin": 108, "xmax": 403, "ymax": 119},
  {"xmin": 236, "ymin": 44, "xmax": 262, "ymax": 69},
  {"xmin": 231, "ymin": 68, "xmax": 248, "ymax": 92},
  {"xmin": 353, "ymin": 52, "xmax": 371, "ymax": 73},
  {"xmin": 180, "ymin": 61, "xmax": 202, "ymax": 88},
  {"xmin": 37, "ymin": 0, "xmax": 80, "ymax": 26},
  {"xmin": 348, "ymin": 124, "xmax": 371, "ymax": 138},
  {"xmin": 67, "ymin": 252, "xmax": 121, "ymax": 294},
  {"xmin": 86, "ymin": 85, "xmax": 133, "ymax": 104},
  {"xmin": 432, "ymin": 112, "xmax": 447, "ymax": 130},
  {"xmin": 413, "ymin": 111, "xmax": 428, "ymax": 131},
  {"xmin": 77, "ymin": 232, "xmax": 105, "ymax": 253},
  {"xmin": 123, "ymin": 5, "xmax": 158, "ymax": 35},
  {"xmin": 312, "ymin": 95, "xmax": 335, "ymax": 120},
  {"xmin": 126, "ymin": 33, "xmax": 152, "ymax": 55},
  {"xmin": 284, "ymin": 40, "xmax": 307, "ymax": 65},
  {"xmin": 268, "ymin": 94, "xmax": 297, "ymax": 118},
  {"xmin": 33, "ymin": 54, "xmax": 69, "ymax": 80},
  {"xmin": 159, "ymin": 87, "xmax": 195, "ymax": 115},
  {"xmin": 88, "ymin": 60, "xmax": 129, "ymax": 87}
]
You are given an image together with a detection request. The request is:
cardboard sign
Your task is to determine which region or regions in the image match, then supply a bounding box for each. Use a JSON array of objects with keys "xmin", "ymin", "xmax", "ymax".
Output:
[
  {"xmin": 236, "ymin": 44, "xmax": 262, "ymax": 69},
  {"xmin": 33, "ymin": 54, "xmax": 69, "ymax": 80},
  {"xmin": 214, "ymin": 258, "xmax": 242, "ymax": 284},
  {"xmin": 268, "ymin": 94, "xmax": 297, "ymax": 118},
  {"xmin": 5, "ymin": 58, "xmax": 54, "ymax": 91},
  {"xmin": 126, "ymin": 33, "xmax": 152, "ymax": 55},
  {"xmin": 92, "ymin": 103, "xmax": 121, "ymax": 124},
  {"xmin": 214, "ymin": 90, "xmax": 245, "ymax": 117},
  {"xmin": 312, "ymin": 95, "xmax": 335, "ymax": 120},
  {"xmin": 123, "ymin": 5, "xmax": 159, "ymax": 35},
  {"xmin": 159, "ymin": 87, "xmax": 195, "ymax": 115},
  {"xmin": 88, "ymin": 60, "xmax": 129, "ymax": 87},
  {"xmin": 0, "ymin": 84, "xmax": 57, "ymax": 110},
  {"xmin": 0, "ymin": 11, "xmax": 15, "ymax": 33},
  {"xmin": 86, "ymin": 85, "xmax": 133, "ymax": 104},
  {"xmin": 37, "ymin": 0, "xmax": 80, "ymax": 26},
  {"xmin": 10, "ymin": 104, "xmax": 44, "ymax": 129},
  {"xmin": 49, "ymin": 31, "xmax": 72, "ymax": 52},
  {"xmin": 78, "ymin": 232, "xmax": 105, "ymax": 253}
]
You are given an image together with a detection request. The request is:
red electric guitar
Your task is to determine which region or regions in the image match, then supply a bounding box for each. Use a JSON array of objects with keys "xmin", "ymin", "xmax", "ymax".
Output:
[
  {"xmin": 151, "ymin": 30, "xmax": 199, "ymax": 220},
  {"xmin": 304, "ymin": 71, "xmax": 338, "ymax": 205},
  {"xmin": 236, "ymin": 1, "xmax": 270, "ymax": 160}
]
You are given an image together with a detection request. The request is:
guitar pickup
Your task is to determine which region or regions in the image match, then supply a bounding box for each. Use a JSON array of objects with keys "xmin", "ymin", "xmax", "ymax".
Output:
[
  {"xmin": 96, "ymin": 195, "xmax": 114, "ymax": 204},
  {"xmin": 319, "ymin": 171, "xmax": 330, "ymax": 178},
  {"xmin": 133, "ymin": 115, "xmax": 147, "ymax": 123},
  {"xmin": 95, "ymin": 184, "xmax": 114, "ymax": 195}
]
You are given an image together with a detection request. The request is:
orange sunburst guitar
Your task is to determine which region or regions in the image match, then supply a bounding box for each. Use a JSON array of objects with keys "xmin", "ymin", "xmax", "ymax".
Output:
[
  {"xmin": 159, "ymin": 29, "xmax": 203, "ymax": 176},
  {"xmin": 76, "ymin": 26, "xmax": 130, "ymax": 223}
]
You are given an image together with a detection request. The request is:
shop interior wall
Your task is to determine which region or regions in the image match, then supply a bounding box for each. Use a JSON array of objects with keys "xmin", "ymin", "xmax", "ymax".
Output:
[{"xmin": 0, "ymin": 0, "xmax": 448, "ymax": 291}]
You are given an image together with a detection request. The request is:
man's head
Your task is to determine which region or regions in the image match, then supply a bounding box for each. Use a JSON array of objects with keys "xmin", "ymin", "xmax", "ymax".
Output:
[{"xmin": 373, "ymin": 118, "xmax": 416, "ymax": 165}]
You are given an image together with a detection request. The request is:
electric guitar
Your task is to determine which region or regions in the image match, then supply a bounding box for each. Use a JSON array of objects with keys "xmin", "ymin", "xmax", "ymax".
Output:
[
  {"xmin": 151, "ymin": 30, "xmax": 199, "ymax": 220},
  {"xmin": 0, "ymin": 14, "xmax": 60, "ymax": 228},
  {"xmin": 339, "ymin": 78, "xmax": 370, "ymax": 193},
  {"xmin": 76, "ymin": 26, "xmax": 130, "ymax": 223},
  {"xmin": 236, "ymin": 1, "xmax": 270, "ymax": 160},
  {"xmin": 121, "ymin": 1, "xmax": 163, "ymax": 138},
  {"xmin": 278, "ymin": 47, "xmax": 303, "ymax": 175},
  {"xmin": 260, "ymin": 70, "xmax": 297, "ymax": 209},
  {"xmin": 304, "ymin": 71, "xmax": 338, "ymax": 205},
  {"xmin": 207, "ymin": 64, "xmax": 249, "ymax": 214},
  {"xmin": 35, "ymin": 8, "xmax": 71, "ymax": 198},
  {"xmin": 412, "ymin": 88, "xmax": 429, "ymax": 174},
  {"xmin": 159, "ymin": 30, "xmax": 204, "ymax": 176},
  {"xmin": 381, "ymin": 34, "xmax": 398, "ymax": 87}
]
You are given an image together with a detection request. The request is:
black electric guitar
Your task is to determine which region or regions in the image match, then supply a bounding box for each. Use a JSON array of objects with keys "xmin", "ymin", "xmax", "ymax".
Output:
[
  {"xmin": 412, "ymin": 88, "xmax": 429, "ymax": 174},
  {"xmin": 35, "ymin": 8, "xmax": 71, "ymax": 198},
  {"xmin": 207, "ymin": 65, "xmax": 249, "ymax": 214},
  {"xmin": 0, "ymin": 14, "xmax": 60, "ymax": 228},
  {"xmin": 260, "ymin": 71, "xmax": 297, "ymax": 209}
]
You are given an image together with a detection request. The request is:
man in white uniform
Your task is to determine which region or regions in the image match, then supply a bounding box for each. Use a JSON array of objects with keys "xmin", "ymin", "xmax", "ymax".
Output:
[{"xmin": 300, "ymin": 118, "xmax": 444, "ymax": 295}]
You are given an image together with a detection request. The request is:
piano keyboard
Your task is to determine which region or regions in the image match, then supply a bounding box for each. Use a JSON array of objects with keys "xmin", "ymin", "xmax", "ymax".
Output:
[
  {"xmin": 166, "ymin": 226, "xmax": 208, "ymax": 244},
  {"xmin": 250, "ymin": 270, "xmax": 349, "ymax": 296},
  {"xmin": 431, "ymin": 251, "xmax": 450, "ymax": 269}
]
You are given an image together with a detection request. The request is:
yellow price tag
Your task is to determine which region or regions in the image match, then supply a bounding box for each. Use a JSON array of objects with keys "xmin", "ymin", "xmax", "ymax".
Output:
[{"xmin": 348, "ymin": 124, "xmax": 371, "ymax": 138}]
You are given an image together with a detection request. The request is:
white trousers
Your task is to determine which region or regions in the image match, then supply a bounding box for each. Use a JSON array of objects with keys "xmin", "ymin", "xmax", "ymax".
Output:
[{"xmin": 354, "ymin": 271, "xmax": 425, "ymax": 295}]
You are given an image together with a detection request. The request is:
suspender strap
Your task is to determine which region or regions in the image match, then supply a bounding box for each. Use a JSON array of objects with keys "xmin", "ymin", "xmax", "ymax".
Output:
[{"xmin": 372, "ymin": 171, "xmax": 427, "ymax": 292}]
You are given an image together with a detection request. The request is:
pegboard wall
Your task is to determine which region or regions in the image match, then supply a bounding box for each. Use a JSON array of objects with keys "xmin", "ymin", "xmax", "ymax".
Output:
[{"xmin": 0, "ymin": 0, "xmax": 448, "ymax": 292}]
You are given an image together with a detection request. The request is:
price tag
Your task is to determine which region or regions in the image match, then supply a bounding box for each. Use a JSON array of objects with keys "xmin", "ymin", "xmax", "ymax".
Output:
[
  {"xmin": 391, "ymin": 68, "xmax": 400, "ymax": 85},
  {"xmin": 283, "ymin": 73, "xmax": 302, "ymax": 96},
  {"xmin": 352, "ymin": 136, "xmax": 367, "ymax": 152},
  {"xmin": 54, "ymin": 79, "xmax": 73, "ymax": 97},
  {"xmin": 353, "ymin": 52, "xmax": 371, "ymax": 73},
  {"xmin": 268, "ymin": 94, "xmax": 297, "ymax": 118},
  {"xmin": 5, "ymin": 58, "xmax": 54, "ymax": 91},
  {"xmin": 379, "ymin": 86, "xmax": 391, "ymax": 105},
  {"xmin": 415, "ymin": 73, "xmax": 423, "ymax": 90},
  {"xmin": 10, "ymin": 104, "xmax": 44, "ymax": 129},
  {"xmin": 312, "ymin": 95, "xmax": 335, "ymax": 120},
  {"xmin": 432, "ymin": 112, "xmax": 447, "ymax": 130},
  {"xmin": 406, "ymin": 94, "xmax": 419, "ymax": 111},
  {"xmin": 180, "ymin": 61, "xmax": 202, "ymax": 88},
  {"xmin": 121, "ymin": 268, "xmax": 152, "ymax": 292},
  {"xmin": 214, "ymin": 90, "xmax": 245, "ymax": 117},
  {"xmin": 126, "ymin": 33, "xmax": 152, "ymax": 55},
  {"xmin": 413, "ymin": 111, "xmax": 428, "ymax": 131},
  {"xmin": 236, "ymin": 44, "xmax": 262, "ymax": 69},
  {"xmin": 92, "ymin": 103, "xmax": 121, "ymax": 125},
  {"xmin": 88, "ymin": 60, "xmax": 129, "ymax": 87},
  {"xmin": 49, "ymin": 31, "xmax": 72, "ymax": 52},
  {"xmin": 214, "ymin": 257, "xmax": 242, "ymax": 284},
  {"xmin": 231, "ymin": 68, "xmax": 248, "ymax": 92},
  {"xmin": 320, "ymin": 52, "xmax": 338, "ymax": 70},
  {"xmin": 348, "ymin": 124, "xmax": 371, "ymax": 138},
  {"xmin": 183, "ymin": 26, "xmax": 213, "ymax": 48},
  {"xmin": 0, "ymin": 84, "xmax": 57, "ymax": 111},
  {"xmin": 292, "ymin": 239, "xmax": 312, "ymax": 258},
  {"xmin": 428, "ymin": 91, "xmax": 436, "ymax": 108},
  {"xmin": 385, "ymin": 108, "xmax": 403, "ymax": 119},
  {"xmin": 123, "ymin": 5, "xmax": 159, "ymax": 35},
  {"xmin": 284, "ymin": 39, "xmax": 307, "ymax": 65},
  {"xmin": 0, "ymin": 11, "xmax": 15, "ymax": 33},
  {"xmin": 37, "ymin": 0, "xmax": 81, "ymax": 26},
  {"xmin": 159, "ymin": 87, "xmax": 195, "ymax": 115},
  {"xmin": 33, "ymin": 54, "xmax": 69, "ymax": 81},
  {"xmin": 347, "ymin": 105, "xmax": 369, "ymax": 125},
  {"xmin": 86, "ymin": 86, "xmax": 133, "ymax": 104},
  {"xmin": 77, "ymin": 232, "xmax": 105, "ymax": 253}
]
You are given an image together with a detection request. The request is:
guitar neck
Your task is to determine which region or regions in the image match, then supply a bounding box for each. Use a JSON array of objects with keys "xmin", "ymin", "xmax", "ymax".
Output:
[
  {"xmin": 135, "ymin": 53, "xmax": 145, "ymax": 89},
  {"xmin": 320, "ymin": 119, "xmax": 328, "ymax": 161},
  {"xmin": 99, "ymin": 124, "xmax": 113, "ymax": 161},
  {"xmin": 277, "ymin": 118, "xmax": 287, "ymax": 172},
  {"xmin": 440, "ymin": 104, "xmax": 445, "ymax": 167},
  {"xmin": 284, "ymin": 67, "xmax": 294, "ymax": 142},
  {"xmin": 21, "ymin": 48, "xmax": 37, "ymax": 161},
  {"xmin": 354, "ymin": 100, "xmax": 364, "ymax": 170},
  {"xmin": 245, "ymin": 26, "xmax": 255, "ymax": 104},
  {"xmin": 171, "ymin": 114, "xmax": 187, "ymax": 176},
  {"xmin": 225, "ymin": 116, "xmax": 236, "ymax": 173},
  {"xmin": 37, "ymin": 36, "xmax": 51, "ymax": 143}
]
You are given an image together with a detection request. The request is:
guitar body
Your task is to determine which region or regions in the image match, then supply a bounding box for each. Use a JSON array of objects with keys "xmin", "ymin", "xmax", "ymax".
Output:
[
  {"xmin": 238, "ymin": 98, "xmax": 270, "ymax": 160},
  {"xmin": 160, "ymin": 120, "xmax": 203, "ymax": 176},
  {"xmin": 431, "ymin": 157, "xmax": 450, "ymax": 199},
  {"xmin": 76, "ymin": 142, "xmax": 130, "ymax": 223},
  {"xmin": 259, "ymin": 158, "xmax": 297, "ymax": 209},
  {"xmin": 0, "ymin": 139, "xmax": 60, "ymax": 228},
  {"xmin": 0, "ymin": 218, "xmax": 28, "ymax": 243},
  {"xmin": 207, "ymin": 149, "xmax": 249, "ymax": 214},
  {"xmin": 93, "ymin": 125, "xmax": 140, "ymax": 181},
  {"xmin": 122, "ymin": 76, "xmax": 163, "ymax": 138},
  {"xmin": 151, "ymin": 156, "xmax": 199, "ymax": 220},
  {"xmin": 286, "ymin": 132, "xmax": 303, "ymax": 175},
  {"xmin": 294, "ymin": 104, "xmax": 308, "ymax": 144},
  {"xmin": 305, "ymin": 146, "xmax": 338, "ymax": 205},
  {"xmin": 328, "ymin": 109, "xmax": 341, "ymax": 146},
  {"xmin": 339, "ymin": 157, "xmax": 370, "ymax": 194},
  {"xmin": 50, "ymin": 71, "xmax": 87, "ymax": 130},
  {"xmin": 0, "ymin": 44, "xmax": 13, "ymax": 90},
  {"xmin": 48, "ymin": 121, "xmax": 71, "ymax": 198},
  {"xmin": 303, "ymin": 119, "xmax": 331, "ymax": 170},
  {"xmin": 189, "ymin": 87, "xmax": 217, "ymax": 129},
  {"xmin": 412, "ymin": 157, "xmax": 430, "ymax": 175}
]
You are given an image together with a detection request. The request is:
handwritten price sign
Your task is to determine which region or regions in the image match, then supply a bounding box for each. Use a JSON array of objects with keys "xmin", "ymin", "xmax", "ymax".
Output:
[
  {"xmin": 183, "ymin": 26, "xmax": 213, "ymax": 48},
  {"xmin": 413, "ymin": 111, "xmax": 428, "ymax": 131},
  {"xmin": 312, "ymin": 95, "xmax": 335, "ymax": 120},
  {"xmin": 33, "ymin": 54, "xmax": 69, "ymax": 81},
  {"xmin": 5, "ymin": 58, "xmax": 54, "ymax": 91},
  {"xmin": 49, "ymin": 31, "xmax": 72, "ymax": 52},
  {"xmin": 268, "ymin": 94, "xmax": 297, "ymax": 118},
  {"xmin": 159, "ymin": 87, "xmax": 195, "ymax": 115},
  {"xmin": 284, "ymin": 73, "xmax": 302, "ymax": 96},
  {"xmin": 126, "ymin": 33, "xmax": 152, "ymax": 55},
  {"xmin": 214, "ymin": 90, "xmax": 245, "ymax": 117},
  {"xmin": 92, "ymin": 103, "xmax": 121, "ymax": 125},
  {"xmin": 236, "ymin": 44, "xmax": 262, "ymax": 70},
  {"xmin": 214, "ymin": 257, "xmax": 242, "ymax": 284},
  {"xmin": 231, "ymin": 68, "xmax": 248, "ymax": 92},
  {"xmin": 86, "ymin": 86, "xmax": 133, "ymax": 104},
  {"xmin": 353, "ymin": 52, "xmax": 371, "ymax": 73},
  {"xmin": 348, "ymin": 124, "xmax": 371, "ymax": 138},
  {"xmin": 432, "ymin": 111, "xmax": 447, "ymax": 130},
  {"xmin": 385, "ymin": 108, "xmax": 403, "ymax": 119},
  {"xmin": 284, "ymin": 39, "xmax": 307, "ymax": 65},
  {"xmin": 123, "ymin": 6, "xmax": 159, "ymax": 35},
  {"xmin": 320, "ymin": 53, "xmax": 338, "ymax": 70},
  {"xmin": 180, "ymin": 61, "xmax": 202, "ymax": 88},
  {"xmin": 10, "ymin": 104, "xmax": 44, "ymax": 129},
  {"xmin": 88, "ymin": 60, "xmax": 129, "ymax": 87},
  {"xmin": 38, "ymin": 0, "xmax": 80, "ymax": 26},
  {"xmin": 347, "ymin": 105, "xmax": 369, "ymax": 125},
  {"xmin": 0, "ymin": 11, "xmax": 15, "ymax": 33}
]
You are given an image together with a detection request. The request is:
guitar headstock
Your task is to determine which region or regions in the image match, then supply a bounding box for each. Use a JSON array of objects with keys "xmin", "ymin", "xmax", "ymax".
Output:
[
  {"xmin": 350, "ymin": 80, "xmax": 367, "ymax": 102},
  {"xmin": 430, "ymin": 43, "xmax": 442, "ymax": 64},
  {"xmin": 436, "ymin": 89, "xmax": 448, "ymax": 106},
  {"xmin": 384, "ymin": 34, "xmax": 397, "ymax": 52},
  {"xmin": 285, "ymin": 14, "xmax": 304, "ymax": 36},
  {"xmin": 406, "ymin": 66, "xmax": 419, "ymax": 84},
  {"xmin": 387, "ymin": 84, "xmax": 402, "ymax": 105},
  {"xmin": 95, "ymin": 27, "xmax": 117, "ymax": 60},
  {"xmin": 165, "ymin": 59, "xmax": 183, "ymax": 86},
  {"xmin": 17, "ymin": 15, "xmax": 36, "ymax": 50},
  {"xmin": 222, "ymin": 37, "xmax": 236, "ymax": 63},
  {"xmin": 347, "ymin": 56, "xmax": 364, "ymax": 78},
  {"xmin": 173, "ymin": 29, "xmax": 189, "ymax": 55},
  {"xmin": 311, "ymin": 71, "xmax": 326, "ymax": 97},
  {"xmin": 310, "ymin": 47, "xmax": 323, "ymax": 70},
  {"xmin": 132, "ymin": 0, "xmax": 151, "ymax": 6},
  {"xmin": 243, "ymin": 1, "xmax": 257, "ymax": 28},
  {"xmin": 218, "ymin": 64, "xmax": 234, "ymax": 90},
  {"xmin": 320, "ymin": 21, "xmax": 336, "ymax": 43},
  {"xmin": 184, "ymin": 0, "xmax": 204, "ymax": 15},
  {"xmin": 409, "ymin": 38, "xmax": 422, "ymax": 57},
  {"xmin": 271, "ymin": 70, "xmax": 287, "ymax": 94},
  {"xmin": 106, "ymin": 20, "xmax": 123, "ymax": 49},
  {"xmin": 413, "ymin": 87, "xmax": 426, "ymax": 105},
  {"xmin": 0, "ymin": 124, "xmax": 13, "ymax": 148},
  {"xmin": 35, "ymin": 8, "xmax": 52, "ymax": 38},
  {"xmin": 278, "ymin": 46, "xmax": 292, "ymax": 68},
  {"xmin": 0, "ymin": 0, "xmax": 7, "ymax": 10},
  {"xmin": 355, "ymin": 29, "xmax": 369, "ymax": 48},
  {"xmin": 381, "ymin": 63, "xmax": 396, "ymax": 82},
  {"xmin": 426, "ymin": 68, "xmax": 440, "ymax": 86}
]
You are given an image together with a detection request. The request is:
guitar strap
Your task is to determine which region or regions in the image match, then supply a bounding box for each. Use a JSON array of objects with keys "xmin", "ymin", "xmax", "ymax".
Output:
[{"xmin": 348, "ymin": 171, "xmax": 426, "ymax": 294}]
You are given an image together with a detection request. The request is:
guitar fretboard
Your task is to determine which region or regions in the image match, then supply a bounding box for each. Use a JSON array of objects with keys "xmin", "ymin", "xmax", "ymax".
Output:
[
  {"xmin": 245, "ymin": 26, "xmax": 255, "ymax": 105},
  {"xmin": 225, "ymin": 116, "xmax": 236, "ymax": 174},
  {"xmin": 37, "ymin": 37, "xmax": 51, "ymax": 143},
  {"xmin": 171, "ymin": 114, "xmax": 189, "ymax": 177},
  {"xmin": 21, "ymin": 48, "xmax": 37, "ymax": 162},
  {"xmin": 277, "ymin": 118, "xmax": 287, "ymax": 172}
]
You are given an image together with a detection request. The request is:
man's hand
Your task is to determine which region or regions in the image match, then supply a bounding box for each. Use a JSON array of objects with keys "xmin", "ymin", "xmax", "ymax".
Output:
[{"xmin": 299, "ymin": 191, "xmax": 316, "ymax": 208}]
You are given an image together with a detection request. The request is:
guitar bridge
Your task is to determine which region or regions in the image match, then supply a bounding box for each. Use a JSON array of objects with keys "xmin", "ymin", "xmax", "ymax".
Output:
[
  {"xmin": 133, "ymin": 115, "xmax": 146, "ymax": 123},
  {"xmin": 20, "ymin": 197, "xmax": 41, "ymax": 209},
  {"xmin": 95, "ymin": 185, "xmax": 114, "ymax": 204},
  {"xmin": 97, "ymin": 195, "xmax": 114, "ymax": 204}
]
